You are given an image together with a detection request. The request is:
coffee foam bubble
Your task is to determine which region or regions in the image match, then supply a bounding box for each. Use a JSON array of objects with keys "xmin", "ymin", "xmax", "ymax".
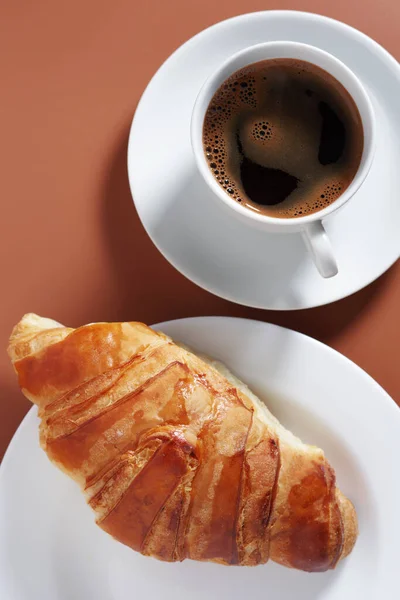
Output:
[
  {"xmin": 288, "ymin": 181, "xmax": 343, "ymax": 217},
  {"xmin": 252, "ymin": 121, "xmax": 273, "ymax": 142}
]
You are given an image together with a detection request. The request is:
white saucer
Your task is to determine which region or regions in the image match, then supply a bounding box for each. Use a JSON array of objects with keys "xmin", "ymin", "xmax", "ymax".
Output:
[
  {"xmin": 1, "ymin": 317, "xmax": 399, "ymax": 599},
  {"xmin": 128, "ymin": 11, "xmax": 400, "ymax": 310}
]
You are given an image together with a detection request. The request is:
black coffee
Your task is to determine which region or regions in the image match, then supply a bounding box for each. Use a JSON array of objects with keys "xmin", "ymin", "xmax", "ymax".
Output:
[{"xmin": 203, "ymin": 59, "xmax": 363, "ymax": 218}]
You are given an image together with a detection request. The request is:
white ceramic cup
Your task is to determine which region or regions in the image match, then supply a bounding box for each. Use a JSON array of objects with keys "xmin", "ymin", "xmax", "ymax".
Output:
[{"xmin": 191, "ymin": 42, "xmax": 375, "ymax": 278}]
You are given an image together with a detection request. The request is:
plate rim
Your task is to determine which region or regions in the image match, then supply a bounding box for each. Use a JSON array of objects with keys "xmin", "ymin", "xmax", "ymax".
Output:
[{"xmin": 127, "ymin": 10, "xmax": 400, "ymax": 311}]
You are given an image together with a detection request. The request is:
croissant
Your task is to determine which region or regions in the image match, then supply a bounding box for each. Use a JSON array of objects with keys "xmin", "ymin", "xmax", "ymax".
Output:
[{"xmin": 7, "ymin": 313, "xmax": 357, "ymax": 571}]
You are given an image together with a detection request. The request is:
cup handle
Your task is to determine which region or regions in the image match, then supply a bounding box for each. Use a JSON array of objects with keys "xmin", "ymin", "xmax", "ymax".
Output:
[{"xmin": 301, "ymin": 221, "xmax": 338, "ymax": 278}]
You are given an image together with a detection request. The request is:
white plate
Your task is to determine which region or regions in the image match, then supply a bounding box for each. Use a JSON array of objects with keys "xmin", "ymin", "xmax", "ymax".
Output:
[
  {"xmin": 1, "ymin": 317, "xmax": 399, "ymax": 599},
  {"xmin": 128, "ymin": 11, "xmax": 400, "ymax": 310}
]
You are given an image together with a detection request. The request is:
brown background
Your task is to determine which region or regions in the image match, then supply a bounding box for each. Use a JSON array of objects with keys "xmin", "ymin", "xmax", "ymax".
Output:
[{"xmin": 1, "ymin": 1, "xmax": 399, "ymax": 461}]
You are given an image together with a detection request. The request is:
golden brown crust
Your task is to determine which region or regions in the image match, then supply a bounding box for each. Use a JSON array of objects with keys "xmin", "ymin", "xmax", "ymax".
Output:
[
  {"xmin": 269, "ymin": 460, "xmax": 343, "ymax": 571},
  {"xmin": 7, "ymin": 314, "xmax": 357, "ymax": 570}
]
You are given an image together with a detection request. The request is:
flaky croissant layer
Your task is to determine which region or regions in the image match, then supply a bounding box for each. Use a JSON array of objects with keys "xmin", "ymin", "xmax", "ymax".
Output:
[{"xmin": 8, "ymin": 314, "xmax": 357, "ymax": 570}]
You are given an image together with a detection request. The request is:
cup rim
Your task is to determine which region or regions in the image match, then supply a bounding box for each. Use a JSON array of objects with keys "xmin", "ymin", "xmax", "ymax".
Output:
[{"xmin": 191, "ymin": 41, "xmax": 376, "ymax": 228}]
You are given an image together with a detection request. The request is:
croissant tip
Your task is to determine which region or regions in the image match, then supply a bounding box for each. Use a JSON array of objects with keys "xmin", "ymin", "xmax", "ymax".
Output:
[
  {"xmin": 10, "ymin": 313, "xmax": 63, "ymax": 335},
  {"xmin": 7, "ymin": 313, "xmax": 65, "ymax": 361}
]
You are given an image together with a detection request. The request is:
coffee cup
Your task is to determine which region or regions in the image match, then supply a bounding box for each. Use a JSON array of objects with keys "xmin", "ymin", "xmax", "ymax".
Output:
[{"xmin": 191, "ymin": 42, "xmax": 375, "ymax": 278}]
